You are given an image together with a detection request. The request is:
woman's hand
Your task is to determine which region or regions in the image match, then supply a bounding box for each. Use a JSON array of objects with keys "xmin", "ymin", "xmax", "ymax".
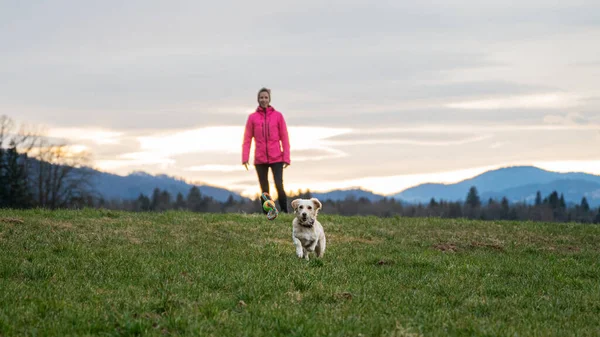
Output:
[
  {"xmin": 243, "ymin": 162, "xmax": 249, "ymax": 171},
  {"xmin": 283, "ymin": 163, "xmax": 290, "ymax": 169}
]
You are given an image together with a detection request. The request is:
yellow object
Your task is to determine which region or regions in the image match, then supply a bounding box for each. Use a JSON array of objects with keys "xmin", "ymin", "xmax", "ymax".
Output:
[{"xmin": 263, "ymin": 200, "xmax": 276, "ymax": 212}]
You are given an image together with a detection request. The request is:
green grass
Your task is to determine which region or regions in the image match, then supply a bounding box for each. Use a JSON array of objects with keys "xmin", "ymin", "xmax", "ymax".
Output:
[{"xmin": 1, "ymin": 209, "xmax": 599, "ymax": 336}]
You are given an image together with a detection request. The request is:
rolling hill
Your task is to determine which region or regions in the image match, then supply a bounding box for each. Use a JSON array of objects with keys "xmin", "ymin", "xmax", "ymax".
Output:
[
  {"xmin": 89, "ymin": 170, "xmax": 246, "ymax": 203},
  {"xmin": 392, "ymin": 166, "xmax": 600, "ymax": 206}
]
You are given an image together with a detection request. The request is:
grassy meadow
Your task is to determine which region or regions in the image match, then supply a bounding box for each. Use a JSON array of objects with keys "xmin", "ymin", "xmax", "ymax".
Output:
[{"xmin": 1, "ymin": 209, "xmax": 599, "ymax": 336}]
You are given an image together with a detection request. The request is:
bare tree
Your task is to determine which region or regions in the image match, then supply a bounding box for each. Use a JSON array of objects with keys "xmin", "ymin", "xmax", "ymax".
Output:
[
  {"xmin": 29, "ymin": 139, "xmax": 95, "ymax": 209},
  {"xmin": 0, "ymin": 115, "xmax": 38, "ymax": 153},
  {"xmin": 0, "ymin": 116, "xmax": 14, "ymax": 149},
  {"xmin": 1, "ymin": 114, "xmax": 96, "ymax": 209}
]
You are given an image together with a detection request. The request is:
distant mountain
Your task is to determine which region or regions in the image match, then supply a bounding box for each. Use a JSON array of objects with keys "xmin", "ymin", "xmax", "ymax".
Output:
[
  {"xmin": 85, "ymin": 165, "xmax": 600, "ymax": 207},
  {"xmin": 89, "ymin": 169, "xmax": 246, "ymax": 202},
  {"xmin": 393, "ymin": 166, "xmax": 600, "ymax": 207},
  {"xmin": 312, "ymin": 188, "xmax": 387, "ymax": 202}
]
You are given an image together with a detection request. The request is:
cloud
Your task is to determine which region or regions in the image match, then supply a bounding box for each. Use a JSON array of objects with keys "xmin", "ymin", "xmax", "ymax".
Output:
[
  {"xmin": 533, "ymin": 160, "xmax": 600, "ymax": 175},
  {"xmin": 3, "ymin": 1, "xmax": 599, "ymax": 133},
  {"xmin": 293, "ymin": 148, "xmax": 348, "ymax": 162},
  {"xmin": 543, "ymin": 112, "xmax": 590, "ymax": 125},
  {"xmin": 88, "ymin": 125, "xmax": 353, "ymax": 173},
  {"xmin": 361, "ymin": 123, "xmax": 600, "ymax": 133},
  {"xmin": 136, "ymin": 127, "xmax": 243, "ymax": 155},
  {"xmin": 95, "ymin": 155, "xmax": 176, "ymax": 172},
  {"xmin": 46, "ymin": 127, "xmax": 124, "ymax": 145},
  {"xmin": 328, "ymin": 130, "xmax": 494, "ymax": 147},
  {"xmin": 134, "ymin": 126, "xmax": 351, "ymax": 155},
  {"xmin": 489, "ymin": 142, "xmax": 508, "ymax": 149},
  {"xmin": 327, "ymin": 135, "xmax": 492, "ymax": 147},
  {"xmin": 26, "ymin": 144, "xmax": 91, "ymax": 164},
  {"xmin": 3, "ymin": 0, "xmax": 600, "ymax": 195},
  {"xmin": 185, "ymin": 165, "xmax": 246, "ymax": 173},
  {"xmin": 446, "ymin": 93, "xmax": 582, "ymax": 110}
]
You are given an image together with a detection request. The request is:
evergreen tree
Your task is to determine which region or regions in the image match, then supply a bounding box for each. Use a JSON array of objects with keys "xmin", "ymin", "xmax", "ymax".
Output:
[
  {"xmin": 187, "ymin": 186, "xmax": 203, "ymax": 212},
  {"xmin": 501, "ymin": 197, "xmax": 510, "ymax": 219},
  {"xmin": 136, "ymin": 194, "xmax": 150, "ymax": 211},
  {"xmin": 0, "ymin": 144, "xmax": 32, "ymax": 208},
  {"xmin": 4, "ymin": 145, "xmax": 32, "ymax": 208},
  {"xmin": 559, "ymin": 193, "xmax": 566, "ymax": 209},
  {"xmin": 174, "ymin": 192, "xmax": 186, "ymax": 210},
  {"xmin": 466, "ymin": 186, "xmax": 481, "ymax": 208},
  {"xmin": 448, "ymin": 202, "xmax": 462, "ymax": 218},
  {"xmin": 547, "ymin": 191, "xmax": 559, "ymax": 209},
  {"xmin": 159, "ymin": 190, "xmax": 172, "ymax": 211},
  {"xmin": 580, "ymin": 197, "xmax": 590, "ymax": 212},
  {"xmin": 150, "ymin": 188, "xmax": 161, "ymax": 211},
  {"xmin": 535, "ymin": 191, "xmax": 542, "ymax": 206},
  {"xmin": 225, "ymin": 194, "xmax": 236, "ymax": 207}
]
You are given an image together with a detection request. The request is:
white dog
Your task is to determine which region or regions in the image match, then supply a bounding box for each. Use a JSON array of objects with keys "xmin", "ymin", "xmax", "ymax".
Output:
[{"xmin": 291, "ymin": 198, "xmax": 326, "ymax": 260}]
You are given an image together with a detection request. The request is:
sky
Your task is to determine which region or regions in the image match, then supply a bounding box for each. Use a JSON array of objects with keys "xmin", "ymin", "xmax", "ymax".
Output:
[{"xmin": 1, "ymin": 0, "xmax": 599, "ymax": 198}]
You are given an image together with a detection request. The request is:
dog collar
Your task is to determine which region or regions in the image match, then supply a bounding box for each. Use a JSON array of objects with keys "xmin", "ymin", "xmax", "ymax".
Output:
[{"xmin": 299, "ymin": 219, "xmax": 315, "ymax": 227}]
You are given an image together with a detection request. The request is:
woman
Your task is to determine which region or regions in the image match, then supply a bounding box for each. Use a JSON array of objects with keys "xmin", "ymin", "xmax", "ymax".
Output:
[{"xmin": 242, "ymin": 87, "xmax": 290, "ymax": 213}]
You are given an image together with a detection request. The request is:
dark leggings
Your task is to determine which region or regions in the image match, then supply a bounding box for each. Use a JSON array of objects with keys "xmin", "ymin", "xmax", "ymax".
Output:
[{"xmin": 255, "ymin": 162, "xmax": 288, "ymax": 213}]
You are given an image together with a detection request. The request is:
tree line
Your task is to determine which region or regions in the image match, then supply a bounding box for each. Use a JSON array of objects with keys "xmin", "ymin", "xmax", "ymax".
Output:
[
  {"xmin": 300, "ymin": 187, "xmax": 600, "ymax": 224},
  {"xmin": 86, "ymin": 186, "xmax": 600, "ymax": 224}
]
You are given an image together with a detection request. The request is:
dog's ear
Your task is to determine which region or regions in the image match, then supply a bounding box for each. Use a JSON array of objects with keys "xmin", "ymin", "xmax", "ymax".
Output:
[
  {"xmin": 291, "ymin": 199, "xmax": 301, "ymax": 211},
  {"xmin": 310, "ymin": 198, "xmax": 322, "ymax": 211}
]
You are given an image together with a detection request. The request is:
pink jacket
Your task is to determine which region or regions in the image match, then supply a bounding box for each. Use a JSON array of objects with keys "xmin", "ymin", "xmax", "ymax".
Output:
[{"xmin": 242, "ymin": 106, "xmax": 290, "ymax": 165}]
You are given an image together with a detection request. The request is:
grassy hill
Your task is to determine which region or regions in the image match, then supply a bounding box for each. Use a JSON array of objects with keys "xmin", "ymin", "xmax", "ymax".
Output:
[{"xmin": 1, "ymin": 209, "xmax": 599, "ymax": 336}]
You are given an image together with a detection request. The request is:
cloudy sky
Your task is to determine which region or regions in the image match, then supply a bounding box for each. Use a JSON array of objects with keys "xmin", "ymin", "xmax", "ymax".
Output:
[{"xmin": 2, "ymin": 0, "xmax": 599, "ymax": 197}]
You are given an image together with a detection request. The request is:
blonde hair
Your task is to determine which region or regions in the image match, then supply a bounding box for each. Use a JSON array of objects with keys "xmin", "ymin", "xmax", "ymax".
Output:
[{"xmin": 257, "ymin": 87, "xmax": 271, "ymax": 101}]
